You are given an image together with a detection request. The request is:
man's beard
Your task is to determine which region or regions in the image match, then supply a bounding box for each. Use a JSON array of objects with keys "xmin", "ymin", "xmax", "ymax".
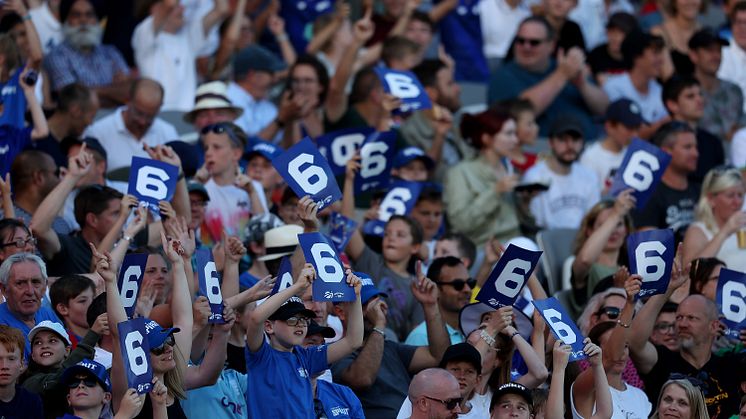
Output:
[{"xmin": 63, "ymin": 23, "xmax": 103, "ymax": 49}]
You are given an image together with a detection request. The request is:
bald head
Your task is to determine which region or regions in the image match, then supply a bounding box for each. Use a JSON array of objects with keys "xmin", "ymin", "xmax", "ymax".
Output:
[
  {"xmin": 409, "ymin": 368, "xmax": 460, "ymax": 401},
  {"xmin": 680, "ymin": 294, "xmax": 719, "ymax": 321},
  {"xmin": 130, "ymin": 78, "xmax": 164, "ymax": 105}
]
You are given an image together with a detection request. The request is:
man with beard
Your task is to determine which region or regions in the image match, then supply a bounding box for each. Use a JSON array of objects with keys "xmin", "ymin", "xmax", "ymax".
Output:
[
  {"xmin": 402, "ymin": 59, "xmax": 473, "ymax": 181},
  {"xmin": 43, "ymin": 0, "xmax": 132, "ymax": 107},
  {"xmin": 523, "ymin": 116, "xmax": 601, "ymax": 229},
  {"xmin": 629, "ymin": 275, "xmax": 746, "ymax": 419}
]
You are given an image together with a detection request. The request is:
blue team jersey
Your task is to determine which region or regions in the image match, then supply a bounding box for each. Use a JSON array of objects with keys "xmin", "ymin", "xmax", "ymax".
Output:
[
  {"xmin": 279, "ymin": 0, "xmax": 334, "ymax": 54},
  {"xmin": 0, "ymin": 125, "xmax": 32, "ymax": 177},
  {"xmin": 0, "ymin": 303, "xmax": 62, "ymax": 361},
  {"xmin": 245, "ymin": 340, "xmax": 328, "ymax": 419},
  {"xmin": 316, "ymin": 379, "xmax": 365, "ymax": 419},
  {"xmin": 437, "ymin": 0, "xmax": 489, "ymax": 82},
  {"xmin": 0, "ymin": 67, "xmax": 28, "ymax": 129},
  {"xmin": 239, "ymin": 271, "xmax": 260, "ymax": 289}
]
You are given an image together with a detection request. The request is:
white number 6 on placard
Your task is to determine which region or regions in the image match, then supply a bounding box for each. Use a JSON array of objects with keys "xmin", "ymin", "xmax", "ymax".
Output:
[
  {"xmin": 120, "ymin": 265, "xmax": 141, "ymax": 309},
  {"xmin": 544, "ymin": 308, "xmax": 577, "ymax": 344},
  {"xmin": 623, "ymin": 150, "xmax": 659, "ymax": 191},
  {"xmin": 722, "ymin": 281, "xmax": 746, "ymax": 323},
  {"xmin": 124, "ymin": 331, "xmax": 148, "ymax": 376},
  {"xmin": 136, "ymin": 166, "xmax": 169, "ymax": 200},
  {"xmin": 378, "ymin": 188, "xmax": 411, "ymax": 221},
  {"xmin": 203, "ymin": 261, "xmax": 223, "ymax": 305},
  {"xmin": 310, "ymin": 242, "xmax": 344, "ymax": 283},
  {"xmin": 635, "ymin": 241, "xmax": 666, "ymax": 283},
  {"xmin": 494, "ymin": 259, "xmax": 530, "ymax": 298},
  {"xmin": 288, "ymin": 153, "xmax": 328, "ymax": 194}
]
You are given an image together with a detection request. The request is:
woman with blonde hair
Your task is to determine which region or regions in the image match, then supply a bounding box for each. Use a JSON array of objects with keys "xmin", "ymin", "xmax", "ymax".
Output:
[
  {"xmin": 650, "ymin": 379, "xmax": 710, "ymax": 419},
  {"xmin": 682, "ymin": 166, "xmax": 746, "ymax": 273}
]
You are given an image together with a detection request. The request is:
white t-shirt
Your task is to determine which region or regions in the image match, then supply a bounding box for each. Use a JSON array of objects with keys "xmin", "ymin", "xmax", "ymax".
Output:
[
  {"xmin": 718, "ymin": 42, "xmax": 746, "ymax": 113},
  {"xmin": 603, "ymin": 73, "xmax": 668, "ymax": 123},
  {"xmin": 570, "ymin": 381, "xmax": 652, "ymax": 419},
  {"xmin": 29, "ymin": 3, "xmax": 62, "ymax": 54},
  {"xmin": 226, "ymin": 82, "xmax": 278, "ymax": 138},
  {"xmin": 569, "ymin": 0, "xmax": 634, "ymax": 50},
  {"xmin": 479, "ymin": 0, "xmax": 530, "ymax": 59},
  {"xmin": 690, "ymin": 221, "xmax": 746, "ymax": 273},
  {"xmin": 731, "ymin": 127, "xmax": 746, "ymax": 168},
  {"xmin": 579, "ymin": 141, "xmax": 626, "ymax": 190},
  {"xmin": 132, "ymin": 15, "xmax": 207, "ymax": 112},
  {"xmin": 523, "ymin": 160, "xmax": 601, "ymax": 229},
  {"xmin": 84, "ymin": 107, "xmax": 179, "ymax": 172},
  {"xmin": 201, "ymin": 178, "xmax": 268, "ymax": 245},
  {"xmin": 396, "ymin": 391, "xmax": 491, "ymax": 419}
]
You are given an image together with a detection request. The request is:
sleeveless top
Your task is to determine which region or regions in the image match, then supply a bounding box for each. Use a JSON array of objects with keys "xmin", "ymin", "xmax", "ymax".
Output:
[{"xmin": 690, "ymin": 221, "xmax": 746, "ymax": 273}]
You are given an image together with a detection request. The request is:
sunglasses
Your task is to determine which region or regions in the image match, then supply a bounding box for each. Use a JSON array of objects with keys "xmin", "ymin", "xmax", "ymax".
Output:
[
  {"xmin": 595, "ymin": 306, "xmax": 621, "ymax": 320},
  {"xmin": 150, "ymin": 334, "xmax": 175, "ymax": 355},
  {"xmin": 423, "ymin": 396, "xmax": 463, "ymax": 410},
  {"xmin": 435, "ymin": 278, "xmax": 476, "ymax": 291},
  {"xmin": 67, "ymin": 377, "xmax": 97, "ymax": 389},
  {"xmin": 515, "ymin": 36, "xmax": 544, "ymax": 47},
  {"xmin": 285, "ymin": 317, "xmax": 310, "ymax": 327},
  {"xmin": 201, "ymin": 123, "xmax": 243, "ymax": 148}
]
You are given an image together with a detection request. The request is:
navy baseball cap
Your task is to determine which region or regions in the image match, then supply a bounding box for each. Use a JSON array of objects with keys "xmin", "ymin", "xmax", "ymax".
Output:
[
  {"xmin": 307, "ymin": 320, "xmax": 336, "ymax": 338},
  {"xmin": 604, "ymin": 98, "xmax": 647, "ymax": 127},
  {"xmin": 187, "ymin": 181, "xmax": 210, "ymax": 201},
  {"xmin": 234, "ymin": 45, "xmax": 286, "ymax": 76},
  {"xmin": 688, "ymin": 28, "xmax": 729, "ymax": 50},
  {"xmin": 549, "ymin": 116, "xmax": 584, "ymax": 138},
  {"xmin": 393, "ymin": 147, "xmax": 435, "ymax": 170},
  {"xmin": 60, "ymin": 358, "xmax": 111, "ymax": 392},
  {"xmin": 268, "ymin": 296, "xmax": 316, "ymax": 321},
  {"xmin": 439, "ymin": 342, "xmax": 482, "ymax": 374},
  {"xmin": 356, "ymin": 272, "xmax": 388, "ymax": 305},
  {"xmin": 143, "ymin": 318, "xmax": 180, "ymax": 349},
  {"xmin": 244, "ymin": 140, "xmax": 282, "ymax": 161}
]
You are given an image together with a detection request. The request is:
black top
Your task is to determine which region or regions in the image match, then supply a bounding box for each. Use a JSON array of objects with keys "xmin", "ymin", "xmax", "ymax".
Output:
[
  {"xmin": 135, "ymin": 396, "xmax": 187, "ymax": 419},
  {"xmin": 633, "ymin": 181, "xmax": 700, "ymax": 243},
  {"xmin": 588, "ymin": 44, "xmax": 627, "ymax": 77},
  {"xmin": 0, "ymin": 385, "xmax": 44, "ymax": 419},
  {"xmin": 671, "ymin": 48, "xmax": 695, "ymax": 76},
  {"xmin": 691, "ymin": 128, "xmax": 725, "ymax": 184},
  {"xmin": 48, "ymin": 232, "xmax": 93, "ymax": 277},
  {"xmin": 556, "ymin": 20, "xmax": 587, "ymax": 54},
  {"xmin": 226, "ymin": 343, "xmax": 247, "ymax": 374}
]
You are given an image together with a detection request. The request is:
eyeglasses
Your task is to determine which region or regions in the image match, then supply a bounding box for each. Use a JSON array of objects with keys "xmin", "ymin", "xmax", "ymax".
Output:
[
  {"xmin": 150, "ymin": 334, "xmax": 175, "ymax": 355},
  {"xmin": 595, "ymin": 306, "xmax": 621, "ymax": 320},
  {"xmin": 285, "ymin": 317, "xmax": 310, "ymax": 327},
  {"xmin": 67, "ymin": 377, "xmax": 98, "ymax": 389},
  {"xmin": 654, "ymin": 322, "xmax": 675, "ymax": 332},
  {"xmin": 435, "ymin": 278, "xmax": 476, "ymax": 291},
  {"xmin": 515, "ymin": 36, "xmax": 544, "ymax": 47},
  {"xmin": 201, "ymin": 123, "xmax": 243, "ymax": 148},
  {"xmin": 423, "ymin": 396, "xmax": 463, "ymax": 410},
  {"xmin": 0, "ymin": 236, "xmax": 37, "ymax": 249}
]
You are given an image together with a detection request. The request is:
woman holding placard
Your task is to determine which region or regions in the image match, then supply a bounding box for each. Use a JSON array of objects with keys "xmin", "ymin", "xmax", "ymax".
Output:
[{"xmin": 682, "ymin": 166, "xmax": 746, "ymax": 274}]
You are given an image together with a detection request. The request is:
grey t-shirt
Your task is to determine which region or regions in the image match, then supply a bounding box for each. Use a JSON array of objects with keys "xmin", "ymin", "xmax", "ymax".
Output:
[{"xmin": 331, "ymin": 340, "xmax": 417, "ymax": 419}]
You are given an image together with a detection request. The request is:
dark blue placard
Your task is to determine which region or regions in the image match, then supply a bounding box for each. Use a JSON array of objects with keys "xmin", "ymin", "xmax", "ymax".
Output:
[
  {"xmin": 532, "ymin": 297, "xmax": 587, "ymax": 361},
  {"xmin": 716, "ymin": 268, "xmax": 746, "ymax": 339},
  {"xmin": 271, "ymin": 256, "xmax": 295, "ymax": 295},
  {"xmin": 298, "ymin": 232, "xmax": 355, "ymax": 302},
  {"xmin": 272, "ymin": 137, "xmax": 342, "ymax": 210},
  {"xmin": 117, "ymin": 318, "xmax": 153, "ymax": 394},
  {"xmin": 117, "ymin": 253, "xmax": 148, "ymax": 318},
  {"xmin": 354, "ymin": 131, "xmax": 397, "ymax": 194},
  {"xmin": 609, "ymin": 138, "xmax": 671, "ymax": 208},
  {"xmin": 195, "ymin": 248, "xmax": 225, "ymax": 324},
  {"xmin": 316, "ymin": 127, "xmax": 374, "ymax": 176},
  {"xmin": 374, "ymin": 66, "xmax": 433, "ymax": 113},
  {"xmin": 476, "ymin": 244, "xmax": 542, "ymax": 308},
  {"xmin": 329, "ymin": 212, "xmax": 358, "ymax": 253},
  {"xmin": 127, "ymin": 157, "xmax": 179, "ymax": 213},
  {"xmin": 362, "ymin": 181, "xmax": 424, "ymax": 236},
  {"xmin": 627, "ymin": 229, "xmax": 674, "ymax": 299}
]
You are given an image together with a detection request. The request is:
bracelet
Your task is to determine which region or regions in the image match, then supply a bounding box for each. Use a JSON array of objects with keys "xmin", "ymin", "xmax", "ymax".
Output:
[
  {"xmin": 509, "ymin": 331, "xmax": 520, "ymax": 340},
  {"xmin": 177, "ymin": 172, "xmax": 185, "ymax": 181},
  {"xmin": 372, "ymin": 327, "xmax": 385, "ymax": 337},
  {"xmin": 122, "ymin": 235, "xmax": 133, "ymax": 242},
  {"xmin": 617, "ymin": 319, "xmax": 630, "ymax": 328},
  {"xmin": 479, "ymin": 329, "xmax": 496, "ymax": 347}
]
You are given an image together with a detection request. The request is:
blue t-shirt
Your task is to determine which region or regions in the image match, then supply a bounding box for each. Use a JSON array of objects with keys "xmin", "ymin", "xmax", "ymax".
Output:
[
  {"xmin": 0, "ymin": 67, "xmax": 28, "ymax": 129},
  {"xmin": 279, "ymin": 0, "xmax": 334, "ymax": 56},
  {"xmin": 239, "ymin": 271, "xmax": 260, "ymax": 289},
  {"xmin": 0, "ymin": 302, "xmax": 62, "ymax": 360},
  {"xmin": 182, "ymin": 368, "xmax": 247, "ymax": 419},
  {"xmin": 316, "ymin": 379, "xmax": 365, "ymax": 419},
  {"xmin": 0, "ymin": 385, "xmax": 44, "ymax": 419},
  {"xmin": 437, "ymin": 0, "xmax": 489, "ymax": 82},
  {"xmin": 0, "ymin": 125, "xmax": 32, "ymax": 177},
  {"xmin": 245, "ymin": 340, "xmax": 328, "ymax": 419}
]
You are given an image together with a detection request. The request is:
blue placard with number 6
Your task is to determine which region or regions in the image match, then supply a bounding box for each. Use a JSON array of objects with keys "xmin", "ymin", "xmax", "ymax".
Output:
[
  {"xmin": 196, "ymin": 248, "xmax": 225, "ymax": 323},
  {"xmin": 362, "ymin": 180, "xmax": 424, "ymax": 236},
  {"xmin": 609, "ymin": 139, "xmax": 671, "ymax": 208},
  {"xmin": 374, "ymin": 66, "xmax": 432, "ymax": 113},
  {"xmin": 329, "ymin": 212, "xmax": 358, "ymax": 253},
  {"xmin": 117, "ymin": 253, "xmax": 148, "ymax": 319},
  {"xmin": 476, "ymin": 244, "xmax": 542, "ymax": 308},
  {"xmin": 316, "ymin": 127, "xmax": 374, "ymax": 176},
  {"xmin": 716, "ymin": 268, "xmax": 746, "ymax": 339},
  {"xmin": 117, "ymin": 318, "xmax": 153, "ymax": 394},
  {"xmin": 354, "ymin": 131, "xmax": 397, "ymax": 194},
  {"xmin": 127, "ymin": 157, "xmax": 179, "ymax": 213},
  {"xmin": 533, "ymin": 297, "xmax": 587, "ymax": 361},
  {"xmin": 298, "ymin": 232, "xmax": 355, "ymax": 302},
  {"xmin": 627, "ymin": 228, "xmax": 674, "ymax": 298},
  {"xmin": 272, "ymin": 138, "xmax": 342, "ymax": 210}
]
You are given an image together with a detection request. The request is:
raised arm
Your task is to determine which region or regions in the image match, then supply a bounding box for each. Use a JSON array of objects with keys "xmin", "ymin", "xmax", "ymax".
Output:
[
  {"xmin": 221, "ymin": 234, "xmax": 244, "ymax": 301},
  {"xmin": 408, "ymin": 264, "xmax": 450, "ymax": 372},
  {"xmin": 163, "ymin": 215, "xmax": 197, "ymax": 297},
  {"xmin": 546, "ymin": 340, "xmax": 572, "ymax": 419},
  {"xmin": 511, "ymin": 320, "xmax": 549, "ymax": 387},
  {"xmin": 606, "ymin": 273, "xmax": 639, "ymax": 365},
  {"xmin": 306, "ymin": 3, "xmax": 348, "ymax": 54},
  {"xmin": 209, "ymin": 0, "xmax": 247, "ymax": 80},
  {"xmin": 225, "ymin": 274, "xmax": 276, "ymax": 308},
  {"xmin": 98, "ymin": 195, "xmax": 138, "ymax": 256},
  {"xmin": 571, "ymin": 339, "xmax": 612, "ymax": 419},
  {"xmin": 109, "ymin": 206, "xmax": 148, "ymax": 270},
  {"xmin": 6, "ymin": 0, "xmax": 43, "ymax": 67},
  {"xmin": 20, "ymin": 66, "xmax": 48, "ymax": 139},
  {"xmin": 326, "ymin": 271, "xmax": 364, "ymax": 364},
  {"xmin": 0, "ymin": 174, "xmax": 14, "ymax": 219},
  {"xmin": 160, "ymin": 232, "xmax": 194, "ymax": 363},
  {"xmin": 341, "ymin": 154, "xmax": 366, "ymax": 261},
  {"xmin": 185, "ymin": 307, "xmax": 236, "ymax": 389},
  {"xmin": 201, "ymin": 0, "xmax": 230, "ymax": 37},
  {"xmin": 268, "ymin": 14, "xmax": 296, "ymax": 68}
]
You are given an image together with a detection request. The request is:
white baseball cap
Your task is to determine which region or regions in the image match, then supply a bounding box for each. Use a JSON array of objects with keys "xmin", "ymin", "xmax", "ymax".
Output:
[{"xmin": 28, "ymin": 320, "xmax": 71, "ymax": 346}]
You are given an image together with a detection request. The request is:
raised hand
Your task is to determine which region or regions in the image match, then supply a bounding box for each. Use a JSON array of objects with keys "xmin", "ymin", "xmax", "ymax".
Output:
[
  {"xmin": 91, "ymin": 313, "xmax": 109, "ymax": 336},
  {"xmin": 482, "ymin": 305, "xmax": 513, "ymax": 336},
  {"xmin": 583, "ymin": 337, "xmax": 602, "ymax": 365},
  {"xmin": 553, "ymin": 339, "xmax": 573, "ymax": 371},
  {"xmin": 160, "ymin": 231, "xmax": 186, "ymax": 263},
  {"xmin": 624, "ymin": 274, "xmax": 642, "ymax": 302},
  {"xmin": 297, "ymin": 195, "xmax": 319, "ymax": 231},
  {"xmin": 345, "ymin": 269, "xmax": 362, "ymax": 297},
  {"xmin": 366, "ymin": 297, "xmax": 388, "ymax": 329},
  {"xmin": 248, "ymin": 274, "xmax": 276, "ymax": 302},
  {"xmin": 613, "ymin": 265, "xmax": 630, "ymax": 289},
  {"xmin": 216, "ymin": 305, "xmax": 237, "ymax": 332},
  {"xmin": 345, "ymin": 153, "xmax": 361, "ymax": 182},
  {"xmin": 234, "ymin": 173, "xmax": 255, "ymax": 193},
  {"xmin": 297, "ymin": 263, "xmax": 316, "ymax": 290},
  {"xmin": 411, "ymin": 261, "xmax": 438, "ymax": 306},
  {"xmin": 484, "ymin": 238, "xmax": 504, "ymax": 265},
  {"xmin": 89, "ymin": 243, "xmax": 116, "ymax": 284},
  {"xmin": 150, "ymin": 377, "xmax": 168, "ymax": 406},
  {"xmin": 117, "ymin": 388, "xmax": 146, "ymax": 418},
  {"xmin": 165, "ymin": 216, "xmax": 196, "ymax": 258},
  {"xmin": 669, "ymin": 242, "xmax": 690, "ymax": 292},
  {"xmin": 613, "ymin": 188, "xmax": 636, "ymax": 216},
  {"xmin": 124, "ymin": 206, "xmax": 148, "ymax": 239},
  {"xmin": 352, "ymin": 6, "xmax": 374, "ymax": 44},
  {"xmin": 225, "ymin": 234, "xmax": 246, "ymax": 264},
  {"xmin": 135, "ymin": 278, "xmax": 157, "ymax": 318},
  {"xmin": 67, "ymin": 144, "xmax": 93, "ymax": 179},
  {"xmin": 268, "ymin": 14, "xmax": 286, "ymax": 36},
  {"xmin": 192, "ymin": 296, "xmax": 211, "ymax": 329}
]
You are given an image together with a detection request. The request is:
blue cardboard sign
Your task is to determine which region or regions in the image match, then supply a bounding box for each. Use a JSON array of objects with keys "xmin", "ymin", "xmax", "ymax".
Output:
[
  {"xmin": 316, "ymin": 127, "xmax": 374, "ymax": 176},
  {"xmin": 533, "ymin": 297, "xmax": 587, "ymax": 361},
  {"xmin": 117, "ymin": 318, "xmax": 153, "ymax": 394},
  {"xmin": 195, "ymin": 249, "xmax": 225, "ymax": 324},
  {"xmin": 354, "ymin": 131, "xmax": 397, "ymax": 193},
  {"xmin": 476, "ymin": 244, "xmax": 542, "ymax": 308},
  {"xmin": 716, "ymin": 268, "xmax": 746, "ymax": 339},
  {"xmin": 362, "ymin": 180, "xmax": 424, "ymax": 236},
  {"xmin": 271, "ymin": 256, "xmax": 295, "ymax": 295},
  {"xmin": 117, "ymin": 253, "xmax": 148, "ymax": 318},
  {"xmin": 127, "ymin": 157, "xmax": 179, "ymax": 213},
  {"xmin": 627, "ymin": 229, "xmax": 674, "ymax": 299},
  {"xmin": 298, "ymin": 232, "xmax": 355, "ymax": 302},
  {"xmin": 272, "ymin": 137, "xmax": 342, "ymax": 210},
  {"xmin": 609, "ymin": 139, "xmax": 671, "ymax": 208},
  {"xmin": 374, "ymin": 67, "xmax": 433, "ymax": 113},
  {"xmin": 329, "ymin": 212, "xmax": 358, "ymax": 253}
]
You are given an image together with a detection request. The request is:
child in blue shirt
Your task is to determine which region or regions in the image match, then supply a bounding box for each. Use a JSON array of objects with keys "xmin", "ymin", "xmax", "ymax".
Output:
[{"xmin": 244, "ymin": 263, "xmax": 364, "ymax": 419}]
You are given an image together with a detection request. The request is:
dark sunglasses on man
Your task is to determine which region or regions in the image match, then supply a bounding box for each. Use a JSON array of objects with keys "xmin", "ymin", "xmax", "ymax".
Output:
[{"xmin": 434, "ymin": 278, "xmax": 476, "ymax": 291}]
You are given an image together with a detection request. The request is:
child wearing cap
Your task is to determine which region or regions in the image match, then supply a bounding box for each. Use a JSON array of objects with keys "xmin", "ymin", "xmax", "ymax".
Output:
[
  {"xmin": 0, "ymin": 325, "xmax": 43, "ymax": 419},
  {"xmin": 22, "ymin": 319, "xmax": 104, "ymax": 419},
  {"xmin": 391, "ymin": 147, "xmax": 435, "ymax": 182},
  {"xmin": 244, "ymin": 263, "xmax": 363, "ymax": 418}
]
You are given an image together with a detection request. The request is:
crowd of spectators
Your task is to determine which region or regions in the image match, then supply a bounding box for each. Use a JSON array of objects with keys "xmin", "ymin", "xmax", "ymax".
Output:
[{"xmin": 0, "ymin": 0, "xmax": 742, "ymax": 418}]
